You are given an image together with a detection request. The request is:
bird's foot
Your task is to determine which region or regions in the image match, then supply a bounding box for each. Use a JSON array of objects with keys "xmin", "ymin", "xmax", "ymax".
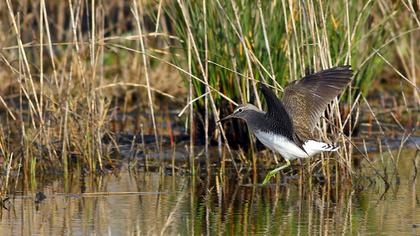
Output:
[
  {"xmin": 262, "ymin": 159, "xmax": 291, "ymax": 185},
  {"xmin": 262, "ymin": 170, "xmax": 278, "ymax": 185}
]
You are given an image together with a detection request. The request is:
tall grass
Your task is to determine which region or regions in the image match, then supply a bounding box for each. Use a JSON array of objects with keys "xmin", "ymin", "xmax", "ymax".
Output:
[
  {"xmin": 0, "ymin": 0, "xmax": 418, "ymax": 187},
  {"xmin": 0, "ymin": 1, "xmax": 176, "ymax": 181},
  {"xmin": 165, "ymin": 0, "xmax": 419, "ymax": 178}
]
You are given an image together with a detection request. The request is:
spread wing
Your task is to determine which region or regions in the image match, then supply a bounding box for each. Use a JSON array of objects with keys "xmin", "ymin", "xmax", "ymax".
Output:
[
  {"xmin": 282, "ymin": 66, "xmax": 353, "ymax": 141},
  {"xmin": 259, "ymin": 83, "xmax": 295, "ymax": 140},
  {"xmin": 259, "ymin": 83, "xmax": 289, "ymax": 118}
]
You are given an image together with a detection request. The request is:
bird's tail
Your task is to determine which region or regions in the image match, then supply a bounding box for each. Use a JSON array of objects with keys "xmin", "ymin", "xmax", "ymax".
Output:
[
  {"xmin": 320, "ymin": 143, "xmax": 339, "ymax": 151},
  {"xmin": 303, "ymin": 140, "xmax": 339, "ymax": 156}
]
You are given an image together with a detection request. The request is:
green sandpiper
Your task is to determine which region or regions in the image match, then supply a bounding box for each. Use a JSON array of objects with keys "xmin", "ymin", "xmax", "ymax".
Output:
[{"xmin": 220, "ymin": 66, "xmax": 353, "ymax": 184}]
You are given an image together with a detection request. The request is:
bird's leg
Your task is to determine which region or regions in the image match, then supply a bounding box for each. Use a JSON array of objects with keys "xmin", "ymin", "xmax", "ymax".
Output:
[
  {"xmin": 262, "ymin": 159, "xmax": 291, "ymax": 185},
  {"xmin": 272, "ymin": 151, "xmax": 279, "ymax": 164}
]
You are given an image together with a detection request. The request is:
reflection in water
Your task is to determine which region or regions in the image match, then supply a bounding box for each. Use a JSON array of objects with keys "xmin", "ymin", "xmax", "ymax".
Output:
[{"xmin": 0, "ymin": 150, "xmax": 418, "ymax": 235}]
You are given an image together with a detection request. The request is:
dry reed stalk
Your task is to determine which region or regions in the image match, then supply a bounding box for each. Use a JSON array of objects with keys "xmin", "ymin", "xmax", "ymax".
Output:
[
  {"xmin": 140, "ymin": 124, "xmax": 149, "ymax": 171},
  {"xmin": 39, "ymin": 0, "xmax": 44, "ymax": 124},
  {"xmin": 203, "ymin": 0, "xmax": 210, "ymax": 168},
  {"xmin": 4, "ymin": 153, "xmax": 13, "ymax": 191},
  {"xmin": 93, "ymin": 0, "xmax": 104, "ymax": 171},
  {"xmin": 155, "ymin": 0, "xmax": 164, "ymax": 33},
  {"xmin": 258, "ymin": 0, "xmax": 275, "ymax": 81},
  {"xmin": 188, "ymin": 35, "xmax": 195, "ymax": 175},
  {"xmin": 0, "ymin": 95, "xmax": 16, "ymax": 121},
  {"xmin": 132, "ymin": 0, "xmax": 161, "ymax": 164},
  {"xmin": 41, "ymin": 0, "xmax": 59, "ymax": 88}
]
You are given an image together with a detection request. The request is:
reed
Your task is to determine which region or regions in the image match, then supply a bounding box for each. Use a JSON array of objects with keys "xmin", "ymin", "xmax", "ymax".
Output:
[
  {"xmin": 165, "ymin": 0, "xmax": 419, "ymax": 178},
  {"xmin": 0, "ymin": 0, "xmax": 417, "ymax": 181}
]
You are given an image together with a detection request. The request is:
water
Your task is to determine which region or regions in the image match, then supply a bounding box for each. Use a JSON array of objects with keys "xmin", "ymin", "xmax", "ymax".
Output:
[{"xmin": 0, "ymin": 150, "xmax": 418, "ymax": 235}]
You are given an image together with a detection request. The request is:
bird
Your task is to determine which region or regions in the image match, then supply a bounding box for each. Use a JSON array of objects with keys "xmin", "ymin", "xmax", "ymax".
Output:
[{"xmin": 219, "ymin": 65, "xmax": 353, "ymax": 185}]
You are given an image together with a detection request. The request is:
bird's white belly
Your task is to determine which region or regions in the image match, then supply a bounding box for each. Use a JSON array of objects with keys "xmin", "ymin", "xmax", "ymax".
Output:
[{"xmin": 254, "ymin": 130, "xmax": 334, "ymax": 160}]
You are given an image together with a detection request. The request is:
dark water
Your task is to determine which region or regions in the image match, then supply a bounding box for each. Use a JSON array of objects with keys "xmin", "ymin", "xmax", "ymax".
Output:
[{"xmin": 0, "ymin": 149, "xmax": 418, "ymax": 235}]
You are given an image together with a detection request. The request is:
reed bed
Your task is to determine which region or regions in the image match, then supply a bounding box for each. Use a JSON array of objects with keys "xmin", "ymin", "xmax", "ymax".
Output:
[
  {"xmin": 165, "ymin": 0, "xmax": 419, "ymax": 181},
  {"xmin": 0, "ymin": 0, "xmax": 418, "ymax": 192}
]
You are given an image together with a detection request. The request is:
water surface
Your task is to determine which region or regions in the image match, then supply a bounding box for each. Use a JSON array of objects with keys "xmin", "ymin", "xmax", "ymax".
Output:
[{"xmin": 0, "ymin": 150, "xmax": 418, "ymax": 235}]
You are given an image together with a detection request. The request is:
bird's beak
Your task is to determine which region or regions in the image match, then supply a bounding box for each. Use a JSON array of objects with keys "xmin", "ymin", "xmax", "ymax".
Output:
[{"xmin": 217, "ymin": 114, "xmax": 235, "ymax": 123}]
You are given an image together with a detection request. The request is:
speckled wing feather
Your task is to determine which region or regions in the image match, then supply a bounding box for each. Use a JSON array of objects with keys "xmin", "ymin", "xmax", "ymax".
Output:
[{"xmin": 282, "ymin": 66, "xmax": 353, "ymax": 141}]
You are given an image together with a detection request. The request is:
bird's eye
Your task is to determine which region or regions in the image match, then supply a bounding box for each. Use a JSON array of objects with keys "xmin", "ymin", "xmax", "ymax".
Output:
[{"xmin": 237, "ymin": 108, "xmax": 243, "ymax": 113}]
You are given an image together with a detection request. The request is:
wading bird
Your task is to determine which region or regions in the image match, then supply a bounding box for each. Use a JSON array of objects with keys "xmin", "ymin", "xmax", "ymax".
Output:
[{"xmin": 220, "ymin": 66, "xmax": 353, "ymax": 184}]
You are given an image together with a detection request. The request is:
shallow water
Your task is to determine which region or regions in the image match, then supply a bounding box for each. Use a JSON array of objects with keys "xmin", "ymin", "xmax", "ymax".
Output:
[{"xmin": 0, "ymin": 150, "xmax": 418, "ymax": 235}]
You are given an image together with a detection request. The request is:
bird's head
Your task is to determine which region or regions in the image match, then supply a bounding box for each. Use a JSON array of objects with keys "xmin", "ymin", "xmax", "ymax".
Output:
[{"xmin": 218, "ymin": 104, "xmax": 260, "ymax": 122}]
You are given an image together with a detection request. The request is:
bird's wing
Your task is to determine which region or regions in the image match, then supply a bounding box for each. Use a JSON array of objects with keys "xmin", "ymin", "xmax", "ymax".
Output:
[
  {"xmin": 259, "ymin": 83, "xmax": 290, "ymax": 118},
  {"xmin": 281, "ymin": 66, "xmax": 353, "ymax": 141},
  {"xmin": 259, "ymin": 83, "xmax": 307, "ymax": 152}
]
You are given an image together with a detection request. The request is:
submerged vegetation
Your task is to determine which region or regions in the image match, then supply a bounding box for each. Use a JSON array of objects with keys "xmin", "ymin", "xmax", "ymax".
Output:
[{"xmin": 0, "ymin": 0, "xmax": 418, "ymax": 192}]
